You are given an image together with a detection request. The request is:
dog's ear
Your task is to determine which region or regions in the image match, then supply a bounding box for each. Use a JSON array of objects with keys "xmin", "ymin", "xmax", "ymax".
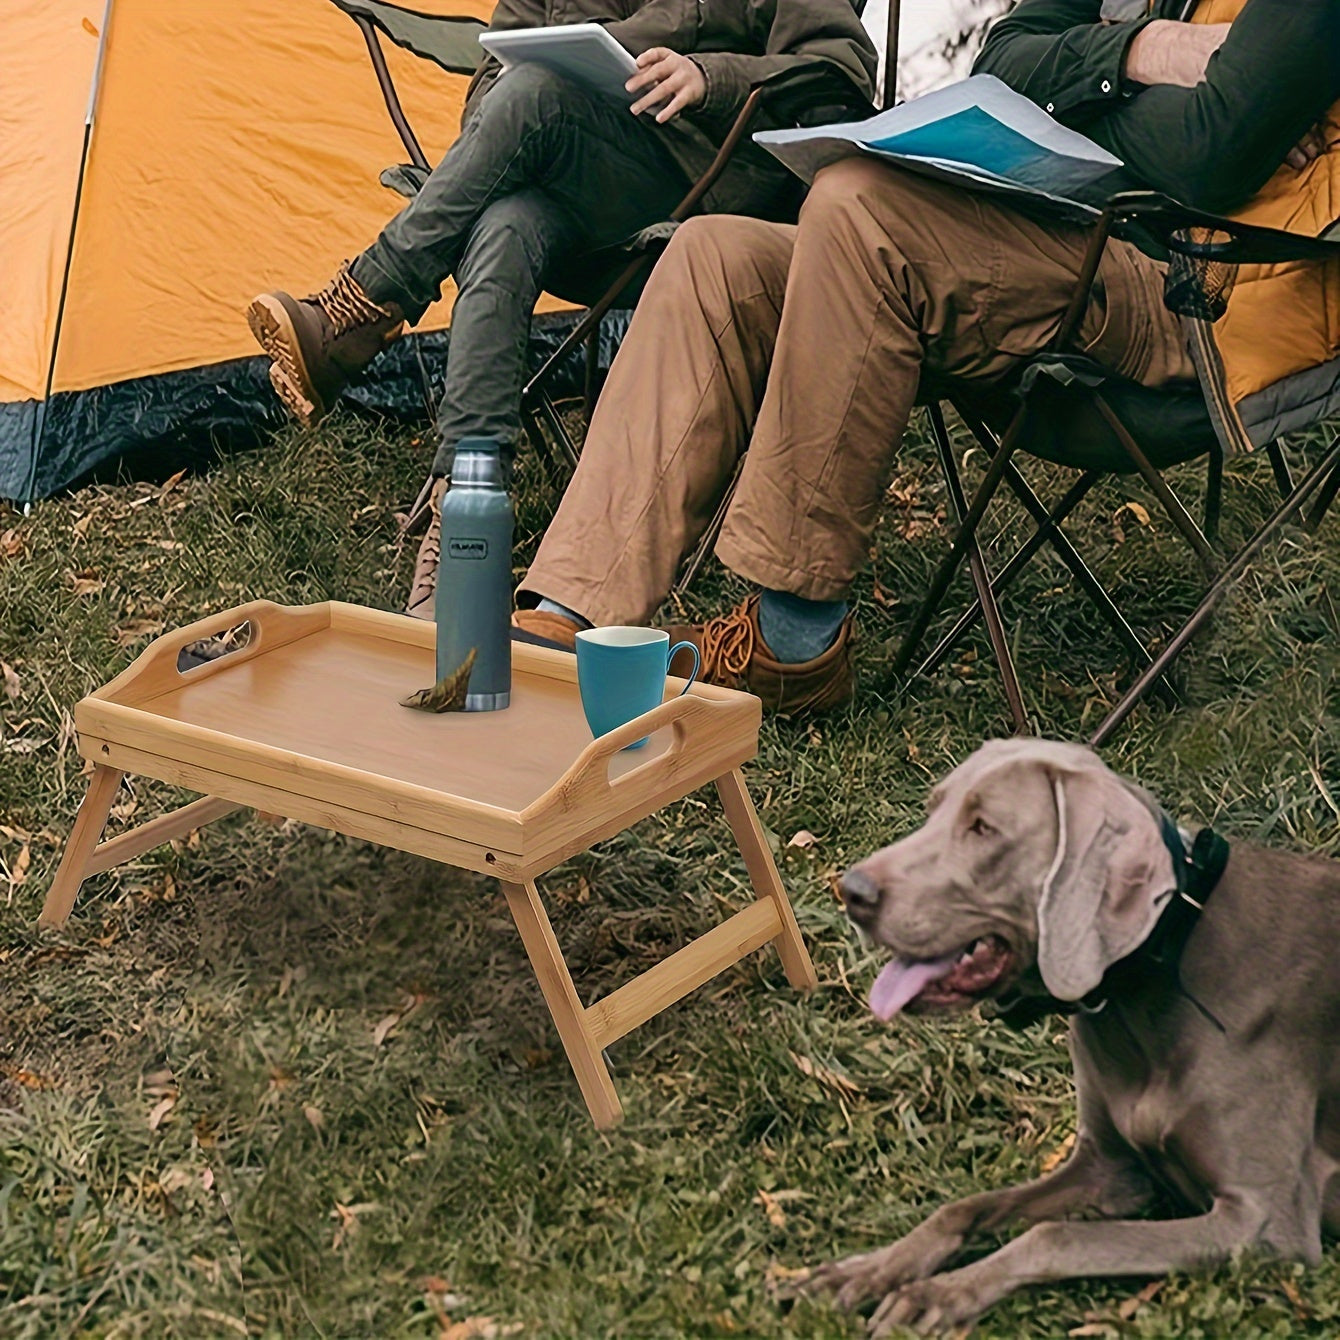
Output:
[{"xmin": 1036, "ymin": 766, "xmax": 1175, "ymax": 1000}]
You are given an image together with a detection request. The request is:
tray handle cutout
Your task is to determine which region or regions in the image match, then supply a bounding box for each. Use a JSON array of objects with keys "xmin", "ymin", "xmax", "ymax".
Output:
[
  {"xmin": 549, "ymin": 690, "xmax": 737, "ymax": 813},
  {"xmin": 101, "ymin": 600, "xmax": 330, "ymax": 704}
]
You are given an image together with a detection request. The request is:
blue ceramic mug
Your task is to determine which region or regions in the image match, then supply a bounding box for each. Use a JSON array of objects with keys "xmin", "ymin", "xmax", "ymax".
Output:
[{"xmin": 575, "ymin": 627, "xmax": 701, "ymax": 749}]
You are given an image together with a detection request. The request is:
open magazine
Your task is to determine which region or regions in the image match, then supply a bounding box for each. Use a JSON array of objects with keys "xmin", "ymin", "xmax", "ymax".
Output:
[{"xmin": 755, "ymin": 75, "xmax": 1124, "ymax": 216}]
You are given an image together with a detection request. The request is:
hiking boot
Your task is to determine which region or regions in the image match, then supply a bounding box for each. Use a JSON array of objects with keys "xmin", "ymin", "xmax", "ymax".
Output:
[
  {"xmin": 405, "ymin": 477, "xmax": 448, "ymax": 620},
  {"xmin": 511, "ymin": 609, "xmax": 582, "ymax": 652},
  {"xmin": 663, "ymin": 594, "xmax": 855, "ymax": 714},
  {"xmin": 246, "ymin": 262, "xmax": 405, "ymax": 426}
]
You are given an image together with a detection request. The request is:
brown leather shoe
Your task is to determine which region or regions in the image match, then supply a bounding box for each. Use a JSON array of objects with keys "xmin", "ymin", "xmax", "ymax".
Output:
[
  {"xmin": 664, "ymin": 594, "xmax": 855, "ymax": 715},
  {"xmin": 246, "ymin": 262, "xmax": 404, "ymax": 426},
  {"xmin": 511, "ymin": 609, "xmax": 581, "ymax": 652},
  {"xmin": 406, "ymin": 477, "xmax": 448, "ymax": 620}
]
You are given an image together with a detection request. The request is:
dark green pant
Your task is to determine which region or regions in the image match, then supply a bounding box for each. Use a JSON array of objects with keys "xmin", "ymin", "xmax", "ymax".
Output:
[{"xmin": 351, "ymin": 66, "xmax": 691, "ymax": 476}]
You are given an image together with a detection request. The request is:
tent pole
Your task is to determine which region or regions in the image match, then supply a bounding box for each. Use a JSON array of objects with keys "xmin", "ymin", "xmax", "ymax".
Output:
[
  {"xmin": 882, "ymin": 0, "xmax": 901, "ymax": 109},
  {"xmin": 23, "ymin": 0, "xmax": 114, "ymax": 507}
]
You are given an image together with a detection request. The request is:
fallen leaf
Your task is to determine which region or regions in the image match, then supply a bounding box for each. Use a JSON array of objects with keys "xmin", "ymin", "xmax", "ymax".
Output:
[
  {"xmin": 1, "ymin": 661, "xmax": 20, "ymax": 700},
  {"xmin": 158, "ymin": 468, "xmax": 188, "ymax": 499},
  {"xmin": 763, "ymin": 1262, "xmax": 810, "ymax": 1298},
  {"xmin": 68, "ymin": 571, "xmax": 105, "ymax": 597},
  {"xmin": 194, "ymin": 1114, "xmax": 218, "ymax": 1148},
  {"xmin": 330, "ymin": 1200, "xmax": 380, "ymax": 1250},
  {"xmin": 0, "ymin": 1061, "xmax": 57, "ymax": 1090},
  {"xmin": 0, "ymin": 529, "xmax": 23, "ymax": 559},
  {"xmin": 148, "ymin": 1094, "xmax": 177, "ymax": 1131},
  {"xmin": 6, "ymin": 842, "xmax": 31, "ymax": 891},
  {"xmin": 786, "ymin": 830, "xmax": 818, "ymax": 850},
  {"xmin": 790, "ymin": 1050, "xmax": 862, "ymax": 1098},
  {"xmin": 113, "ymin": 618, "xmax": 164, "ymax": 646},
  {"xmin": 442, "ymin": 1319, "xmax": 523, "ymax": 1340},
  {"xmin": 1068, "ymin": 1326, "xmax": 1118, "ymax": 1338},
  {"xmin": 871, "ymin": 578, "xmax": 895, "ymax": 608},
  {"xmin": 2, "ymin": 738, "xmax": 49, "ymax": 755},
  {"xmin": 1039, "ymin": 1131, "xmax": 1075, "ymax": 1174},
  {"xmin": 303, "ymin": 1104, "xmax": 324, "ymax": 1131},
  {"xmin": 401, "ymin": 648, "xmax": 476, "ymax": 713},
  {"xmin": 372, "ymin": 991, "xmax": 430, "ymax": 1046},
  {"xmin": 201, "ymin": 1167, "xmax": 216, "ymax": 1191},
  {"xmin": 1116, "ymin": 1280, "xmax": 1163, "ymax": 1321},
  {"xmin": 757, "ymin": 1189, "xmax": 787, "ymax": 1230},
  {"xmin": 72, "ymin": 513, "xmax": 94, "ymax": 539}
]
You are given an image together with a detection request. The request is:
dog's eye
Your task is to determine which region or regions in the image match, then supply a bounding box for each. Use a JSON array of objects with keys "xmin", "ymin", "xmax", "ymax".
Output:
[{"xmin": 968, "ymin": 816, "xmax": 994, "ymax": 837}]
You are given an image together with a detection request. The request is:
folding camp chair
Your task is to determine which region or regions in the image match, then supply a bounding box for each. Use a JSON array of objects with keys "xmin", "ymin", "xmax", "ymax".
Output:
[
  {"xmin": 328, "ymin": 0, "xmax": 879, "ymax": 488},
  {"xmin": 887, "ymin": 190, "xmax": 1340, "ymax": 743}
]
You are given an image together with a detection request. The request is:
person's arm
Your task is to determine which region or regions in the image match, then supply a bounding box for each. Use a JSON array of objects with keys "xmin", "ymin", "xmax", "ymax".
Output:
[
  {"xmin": 972, "ymin": 0, "xmax": 1155, "ymax": 122},
  {"xmin": 617, "ymin": 0, "xmax": 876, "ymax": 131}
]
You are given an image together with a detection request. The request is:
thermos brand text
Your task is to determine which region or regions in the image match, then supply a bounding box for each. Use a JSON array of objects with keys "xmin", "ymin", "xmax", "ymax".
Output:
[{"xmin": 448, "ymin": 537, "xmax": 489, "ymax": 559}]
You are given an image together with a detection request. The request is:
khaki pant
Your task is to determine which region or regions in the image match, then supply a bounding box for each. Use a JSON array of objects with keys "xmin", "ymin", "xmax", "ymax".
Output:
[{"xmin": 522, "ymin": 159, "xmax": 1195, "ymax": 624}]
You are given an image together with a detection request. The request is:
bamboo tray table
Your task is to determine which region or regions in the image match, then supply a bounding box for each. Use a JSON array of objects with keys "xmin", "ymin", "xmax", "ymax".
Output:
[{"xmin": 40, "ymin": 600, "xmax": 816, "ymax": 1128}]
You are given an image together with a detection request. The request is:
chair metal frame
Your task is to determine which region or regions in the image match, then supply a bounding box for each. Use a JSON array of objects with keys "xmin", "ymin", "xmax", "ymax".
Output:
[{"xmin": 886, "ymin": 191, "xmax": 1340, "ymax": 743}]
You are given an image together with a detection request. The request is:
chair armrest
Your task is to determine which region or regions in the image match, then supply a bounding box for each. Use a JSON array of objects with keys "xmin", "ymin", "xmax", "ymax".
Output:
[{"xmin": 1105, "ymin": 190, "xmax": 1340, "ymax": 266}]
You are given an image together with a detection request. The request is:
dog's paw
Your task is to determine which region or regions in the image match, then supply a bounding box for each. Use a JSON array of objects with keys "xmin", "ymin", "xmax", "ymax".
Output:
[
  {"xmin": 869, "ymin": 1275, "xmax": 987, "ymax": 1337},
  {"xmin": 805, "ymin": 1246, "xmax": 914, "ymax": 1311}
]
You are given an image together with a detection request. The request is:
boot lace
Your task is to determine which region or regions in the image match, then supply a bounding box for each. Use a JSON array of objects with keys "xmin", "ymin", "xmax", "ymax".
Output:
[
  {"xmin": 308, "ymin": 262, "xmax": 393, "ymax": 337},
  {"xmin": 697, "ymin": 599, "xmax": 756, "ymax": 685}
]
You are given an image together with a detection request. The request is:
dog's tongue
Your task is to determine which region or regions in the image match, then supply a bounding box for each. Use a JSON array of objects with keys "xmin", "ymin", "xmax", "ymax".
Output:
[{"xmin": 869, "ymin": 954, "xmax": 959, "ymax": 1021}]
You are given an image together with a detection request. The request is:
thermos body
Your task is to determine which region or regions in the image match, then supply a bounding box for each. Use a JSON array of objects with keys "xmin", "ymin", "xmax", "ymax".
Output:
[{"xmin": 435, "ymin": 439, "xmax": 514, "ymax": 711}]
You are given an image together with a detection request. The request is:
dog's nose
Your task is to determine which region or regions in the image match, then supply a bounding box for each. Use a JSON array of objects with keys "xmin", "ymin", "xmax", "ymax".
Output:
[{"xmin": 840, "ymin": 869, "xmax": 882, "ymax": 924}]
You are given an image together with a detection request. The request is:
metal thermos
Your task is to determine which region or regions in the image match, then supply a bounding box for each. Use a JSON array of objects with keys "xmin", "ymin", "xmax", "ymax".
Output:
[{"xmin": 434, "ymin": 437, "xmax": 513, "ymax": 711}]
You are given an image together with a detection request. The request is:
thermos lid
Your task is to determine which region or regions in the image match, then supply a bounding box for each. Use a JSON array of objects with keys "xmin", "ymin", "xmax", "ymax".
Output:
[{"xmin": 449, "ymin": 437, "xmax": 505, "ymax": 489}]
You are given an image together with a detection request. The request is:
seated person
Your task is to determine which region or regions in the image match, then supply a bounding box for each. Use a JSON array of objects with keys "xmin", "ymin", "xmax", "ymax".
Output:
[
  {"xmin": 511, "ymin": 0, "xmax": 1340, "ymax": 714},
  {"xmin": 245, "ymin": 0, "xmax": 875, "ymax": 616}
]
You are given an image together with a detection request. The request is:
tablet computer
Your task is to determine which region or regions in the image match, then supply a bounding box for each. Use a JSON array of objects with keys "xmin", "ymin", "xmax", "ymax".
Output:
[{"xmin": 478, "ymin": 23, "xmax": 639, "ymax": 104}]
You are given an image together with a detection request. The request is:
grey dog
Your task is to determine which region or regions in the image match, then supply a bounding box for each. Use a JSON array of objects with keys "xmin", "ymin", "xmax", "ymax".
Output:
[{"xmin": 809, "ymin": 738, "xmax": 1339, "ymax": 1336}]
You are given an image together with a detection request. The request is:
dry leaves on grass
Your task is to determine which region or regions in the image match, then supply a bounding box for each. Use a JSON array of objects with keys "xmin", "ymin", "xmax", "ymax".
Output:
[
  {"xmin": 756, "ymin": 1188, "xmax": 808, "ymax": 1229},
  {"xmin": 372, "ymin": 990, "xmax": 432, "ymax": 1046},
  {"xmin": 148, "ymin": 1094, "xmax": 178, "ymax": 1132},
  {"xmin": 790, "ymin": 1051, "xmax": 862, "ymax": 1100},
  {"xmin": 113, "ymin": 618, "xmax": 165, "ymax": 647},
  {"xmin": 1111, "ymin": 500, "xmax": 1152, "ymax": 545},
  {"xmin": 67, "ymin": 569, "xmax": 105, "ymax": 597},
  {"xmin": 4, "ymin": 842, "xmax": 30, "ymax": 899},
  {"xmin": 0, "ymin": 1061, "xmax": 57, "ymax": 1091},
  {"xmin": 1039, "ymin": 1131, "xmax": 1075, "ymax": 1174},
  {"xmin": 786, "ymin": 829, "xmax": 818, "ymax": 850},
  {"xmin": 330, "ymin": 1200, "xmax": 380, "ymax": 1250},
  {"xmin": 1, "ymin": 661, "xmax": 21, "ymax": 701},
  {"xmin": 0, "ymin": 528, "xmax": 23, "ymax": 559}
]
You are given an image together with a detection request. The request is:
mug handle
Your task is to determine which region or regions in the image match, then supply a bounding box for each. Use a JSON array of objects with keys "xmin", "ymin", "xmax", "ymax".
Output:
[{"xmin": 667, "ymin": 640, "xmax": 700, "ymax": 696}]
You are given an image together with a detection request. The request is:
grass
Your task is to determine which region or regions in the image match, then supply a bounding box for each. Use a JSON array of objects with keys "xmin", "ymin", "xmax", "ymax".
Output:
[{"xmin": 1, "ymin": 406, "xmax": 1338, "ymax": 1339}]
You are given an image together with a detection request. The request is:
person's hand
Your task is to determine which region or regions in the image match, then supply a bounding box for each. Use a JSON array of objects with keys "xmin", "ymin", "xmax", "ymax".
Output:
[
  {"xmin": 1286, "ymin": 124, "xmax": 1328, "ymax": 172},
  {"xmin": 1125, "ymin": 20, "xmax": 1231, "ymax": 89},
  {"xmin": 626, "ymin": 48, "xmax": 707, "ymax": 123}
]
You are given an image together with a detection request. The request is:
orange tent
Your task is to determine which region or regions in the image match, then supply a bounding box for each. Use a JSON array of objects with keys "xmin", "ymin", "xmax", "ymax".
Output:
[{"xmin": 0, "ymin": 0, "xmax": 575, "ymax": 502}]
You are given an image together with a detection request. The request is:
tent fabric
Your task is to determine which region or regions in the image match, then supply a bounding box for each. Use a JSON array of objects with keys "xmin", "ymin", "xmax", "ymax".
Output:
[{"xmin": 0, "ymin": 0, "xmax": 570, "ymax": 502}]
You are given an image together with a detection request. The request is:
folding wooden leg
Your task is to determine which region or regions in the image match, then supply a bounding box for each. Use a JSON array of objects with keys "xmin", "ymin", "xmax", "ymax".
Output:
[
  {"xmin": 501, "ymin": 879, "xmax": 623, "ymax": 1129},
  {"xmin": 715, "ymin": 769, "xmax": 817, "ymax": 991},
  {"xmin": 39, "ymin": 764, "xmax": 124, "ymax": 929}
]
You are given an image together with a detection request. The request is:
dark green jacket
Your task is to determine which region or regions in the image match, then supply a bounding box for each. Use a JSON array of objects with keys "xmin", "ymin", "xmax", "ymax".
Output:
[
  {"xmin": 468, "ymin": 0, "xmax": 877, "ymax": 216},
  {"xmin": 973, "ymin": 0, "xmax": 1339, "ymax": 213}
]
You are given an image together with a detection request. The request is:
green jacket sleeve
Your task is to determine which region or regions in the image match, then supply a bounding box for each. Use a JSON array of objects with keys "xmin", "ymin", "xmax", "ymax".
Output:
[
  {"xmin": 679, "ymin": 0, "xmax": 877, "ymax": 128},
  {"xmin": 971, "ymin": 0, "xmax": 1154, "ymax": 123}
]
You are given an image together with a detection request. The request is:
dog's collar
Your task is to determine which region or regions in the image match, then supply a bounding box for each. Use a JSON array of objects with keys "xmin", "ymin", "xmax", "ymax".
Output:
[{"xmin": 994, "ymin": 813, "xmax": 1230, "ymax": 1031}]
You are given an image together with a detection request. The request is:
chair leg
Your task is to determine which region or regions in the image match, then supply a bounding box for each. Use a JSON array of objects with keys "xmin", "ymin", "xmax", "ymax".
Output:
[
  {"xmin": 1093, "ymin": 394, "xmax": 1218, "ymax": 577},
  {"xmin": 1203, "ymin": 444, "xmax": 1224, "ymax": 543},
  {"xmin": 1090, "ymin": 432, "xmax": 1340, "ymax": 747},
  {"xmin": 583, "ymin": 320, "xmax": 602, "ymax": 418},
  {"xmin": 890, "ymin": 404, "xmax": 1024, "ymax": 683},
  {"xmin": 714, "ymin": 769, "xmax": 817, "ymax": 991},
  {"xmin": 500, "ymin": 879, "xmax": 622, "ymax": 1129},
  {"xmin": 1266, "ymin": 441, "xmax": 1294, "ymax": 499},
  {"xmin": 926, "ymin": 404, "xmax": 1028, "ymax": 732},
  {"xmin": 1305, "ymin": 439, "xmax": 1340, "ymax": 533},
  {"xmin": 912, "ymin": 469, "xmax": 1097, "ymax": 683},
  {"xmin": 673, "ymin": 458, "xmax": 743, "ymax": 596},
  {"xmin": 39, "ymin": 765, "xmax": 124, "ymax": 928}
]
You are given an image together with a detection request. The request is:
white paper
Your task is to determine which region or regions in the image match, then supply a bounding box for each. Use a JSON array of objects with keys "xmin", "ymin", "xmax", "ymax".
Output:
[{"xmin": 479, "ymin": 23, "xmax": 638, "ymax": 104}]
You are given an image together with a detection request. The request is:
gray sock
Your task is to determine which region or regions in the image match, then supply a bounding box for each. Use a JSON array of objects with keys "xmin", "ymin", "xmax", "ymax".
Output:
[
  {"xmin": 758, "ymin": 590, "xmax": 847, "ymax": 664},
  {"xmin": 536, "ymin": 597, "xmax": 592, "ymax": 629}
]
